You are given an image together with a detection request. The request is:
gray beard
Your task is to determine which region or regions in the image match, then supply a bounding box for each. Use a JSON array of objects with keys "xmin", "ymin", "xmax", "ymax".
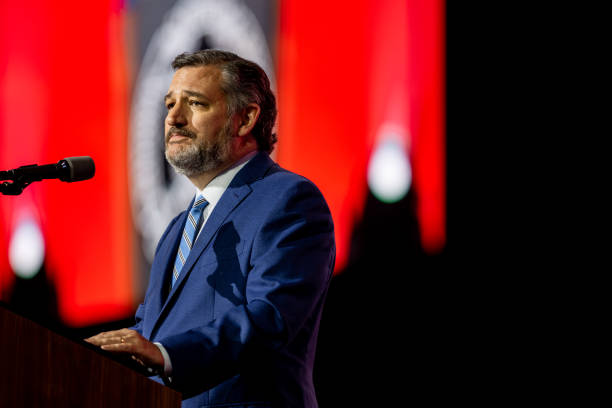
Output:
[{"xmin": 165, "ymin": 132, "xmax": 232, "ymax": 177}]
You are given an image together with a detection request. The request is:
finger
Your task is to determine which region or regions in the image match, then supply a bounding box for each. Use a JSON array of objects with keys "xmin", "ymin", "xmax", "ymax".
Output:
[
  {"xmin": 101, "ymin": 336, "xmax": 123, "ymax": 346},
  {"xmin": 85, "ymin": 330, "xmax": 115, "ymax": 342},
  {"xmin": 85, "ymin": 329, "xmax": 135, "ymax": 346},
  {"xmin": 100, "ymin": 330, "xmax": 131, "ymax": 344},
  {"xmin": 101, "ymin": 340, "xmax": 148, "ymax": 362},
  {"xmin": 132, "ymin": 355, "xmax": 146, "ymax": 366},
  {"xmin": 84, "ymin": 333, "xmax": 109, "ymax": 345},
  {"xmin": 100, "ymin": 342, "xmax": 134, "ymax": 353},
  {"xmin": 99, "ymin": 334, "xmax": 143, "ymax": 351},
  {"xmin": 117, "ymin": 328, "xmax": 138, "ymax": 338}
]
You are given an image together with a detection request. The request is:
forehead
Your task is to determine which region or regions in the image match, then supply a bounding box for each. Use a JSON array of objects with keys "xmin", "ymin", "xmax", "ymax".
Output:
[{"xmin": 167, "ymin": 65, "xmax": 224, "ymax": 98}]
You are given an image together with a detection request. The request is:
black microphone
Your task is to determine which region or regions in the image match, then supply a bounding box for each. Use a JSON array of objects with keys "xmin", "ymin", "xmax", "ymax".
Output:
[{"xmin": 0, "ymin": 156, "xmax": 95, "ymax": 183}]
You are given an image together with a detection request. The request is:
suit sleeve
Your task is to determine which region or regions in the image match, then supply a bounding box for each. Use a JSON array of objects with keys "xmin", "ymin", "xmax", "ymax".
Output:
[{"xmin": 158, "ymin": 179, "xmax": 335, "ymax": 392}]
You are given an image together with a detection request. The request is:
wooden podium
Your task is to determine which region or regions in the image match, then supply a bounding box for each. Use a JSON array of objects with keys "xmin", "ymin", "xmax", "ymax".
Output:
[{"xmin": 0, "ymin": 305, "xmax": 181, "ymax": 407}]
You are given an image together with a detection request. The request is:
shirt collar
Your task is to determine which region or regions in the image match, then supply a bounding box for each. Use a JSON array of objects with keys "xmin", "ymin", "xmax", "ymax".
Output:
[{"xmin": 195, "ymin": 150, "xmax": 257, "ymax": 209}]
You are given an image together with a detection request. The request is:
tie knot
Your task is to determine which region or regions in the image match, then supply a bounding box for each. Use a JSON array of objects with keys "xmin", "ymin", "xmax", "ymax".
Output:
[{"xmin": 193, "ymin": 195, "xmax": 208, "ymax": 209}]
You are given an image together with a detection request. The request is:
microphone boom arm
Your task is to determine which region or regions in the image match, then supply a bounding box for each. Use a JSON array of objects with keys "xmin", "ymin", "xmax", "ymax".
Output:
[
  {"xmin": 0, "ymin": 165, "xmax": 37, "ymax": 195},
  {"xmin": 0, "ymin": 179, "xmax": 31, "ymax": 195}
]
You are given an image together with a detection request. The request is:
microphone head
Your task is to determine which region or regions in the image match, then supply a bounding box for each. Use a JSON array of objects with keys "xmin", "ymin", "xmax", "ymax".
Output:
[{"xmin": 60, "ymin": 156, "xmax": 95, "ymax": 182}]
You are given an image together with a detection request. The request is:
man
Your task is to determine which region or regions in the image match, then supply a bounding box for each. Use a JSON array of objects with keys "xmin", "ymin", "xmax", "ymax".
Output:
[{"xmin": 86, "ymin": 50, "xmax": 335, "ymax": 408}]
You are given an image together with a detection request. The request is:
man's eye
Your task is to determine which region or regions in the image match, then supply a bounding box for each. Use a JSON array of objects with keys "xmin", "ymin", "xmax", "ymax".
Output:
[
  {"xmin": 166, "ymin": 102, "xmax": 175, "ymax": 110},
  {"xmin": 190, "ymin": 100, "xmax": 206, "ymax": 107}
]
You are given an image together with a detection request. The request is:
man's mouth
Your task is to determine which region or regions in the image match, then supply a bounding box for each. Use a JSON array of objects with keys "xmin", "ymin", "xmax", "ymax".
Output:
[
  {"xmin": 166, "ymin": 128, "xmax": 195, "ymax": 144},
  {"xmin": 168, "ymin": 134, "xmax": 191, "ymax": 143}
]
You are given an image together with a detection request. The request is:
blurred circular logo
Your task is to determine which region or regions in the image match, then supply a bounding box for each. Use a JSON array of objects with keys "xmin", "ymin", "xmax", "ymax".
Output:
[{"xmin": 130, "ymin": 0, "xmax": 275, "ymax": 262}]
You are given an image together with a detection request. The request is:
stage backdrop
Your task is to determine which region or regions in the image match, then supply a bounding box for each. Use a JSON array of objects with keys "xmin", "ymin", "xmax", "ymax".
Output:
[{"xmin": 0, "ymin": 0, "xmax": 133, "ymax": 326}]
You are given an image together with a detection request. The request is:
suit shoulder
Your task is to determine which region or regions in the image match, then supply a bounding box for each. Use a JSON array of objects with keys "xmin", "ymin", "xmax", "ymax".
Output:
[
  {"xmin": 254, "ymin": 165, "xmax": 332, "ymax": 222},
  {"xmin": 262, "ymin": 164, "xmax": 324, "ymax": 196}
]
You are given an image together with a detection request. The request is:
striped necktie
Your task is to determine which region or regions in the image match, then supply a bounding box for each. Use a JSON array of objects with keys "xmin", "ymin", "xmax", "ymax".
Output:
[{"xmin": 172, "ymin": 195, "xmax": 208, "ymax": 287}]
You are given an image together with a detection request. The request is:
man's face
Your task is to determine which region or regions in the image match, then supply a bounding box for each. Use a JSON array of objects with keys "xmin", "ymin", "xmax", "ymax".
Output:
[{"xmin": 164, "ymin": 65, "xmax": 234, "ymax": 176}]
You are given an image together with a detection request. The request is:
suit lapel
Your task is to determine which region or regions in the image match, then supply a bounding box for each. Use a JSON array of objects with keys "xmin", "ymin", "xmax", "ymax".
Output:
[
  {"xmin": 166, "ymin": 182, "xmax": 252, "ymax": 298},
  {"xmin": 149, "ymin": 152, "xmax": 275, "ymax": 337},
  {"xmin": 143, "ymin": 206, "xmax": 190, "ymax": 338}
]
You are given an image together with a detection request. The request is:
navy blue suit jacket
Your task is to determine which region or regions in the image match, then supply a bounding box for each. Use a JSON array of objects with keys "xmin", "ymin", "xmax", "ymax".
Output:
[{"xmin": 132, "ymin": 152, "xmax": 335, "ymax": 407}]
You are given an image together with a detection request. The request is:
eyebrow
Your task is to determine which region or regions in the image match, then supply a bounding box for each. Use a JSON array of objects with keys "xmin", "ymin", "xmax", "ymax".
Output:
[{"xmin": 164, "ymin": 90, "xmax": 209, "ymax": 101}]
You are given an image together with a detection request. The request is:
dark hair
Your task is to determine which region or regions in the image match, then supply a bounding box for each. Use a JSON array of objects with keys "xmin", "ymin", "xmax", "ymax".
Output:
[{"xmin": 171, "ymin": 50, "xmax": 277, "ymax": 153}]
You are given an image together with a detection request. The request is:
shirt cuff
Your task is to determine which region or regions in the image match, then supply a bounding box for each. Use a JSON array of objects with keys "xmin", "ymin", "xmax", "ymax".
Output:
[{"xmin": 153, "ymin": 342, "xmax": 173, "ymax": 378}]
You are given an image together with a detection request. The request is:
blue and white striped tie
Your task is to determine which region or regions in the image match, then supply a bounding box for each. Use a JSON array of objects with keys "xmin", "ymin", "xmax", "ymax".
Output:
[{"xmin": 172, "ymin": 195, "xmax": 208, "ymax": 287}]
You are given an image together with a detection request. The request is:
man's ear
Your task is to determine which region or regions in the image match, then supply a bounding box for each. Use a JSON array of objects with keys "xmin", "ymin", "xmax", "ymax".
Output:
[{"xmin": 237, "ymin": 103, "xmax": 261, "ymax": 137}]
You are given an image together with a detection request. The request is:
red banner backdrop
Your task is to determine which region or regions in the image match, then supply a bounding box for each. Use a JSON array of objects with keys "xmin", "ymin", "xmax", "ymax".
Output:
[
  {"xmin": 277, "ymin": 0, "xmax": 445, "ymax": 272},
  {"xmin": 0, "ymin": 0, "xmax": 133, "ymax": 326}
]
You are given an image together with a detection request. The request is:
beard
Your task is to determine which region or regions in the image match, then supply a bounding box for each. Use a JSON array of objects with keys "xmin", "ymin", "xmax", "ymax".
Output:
[{"xmin": 164, "ymin": 123, "xmax": 233, "ymax": 177}]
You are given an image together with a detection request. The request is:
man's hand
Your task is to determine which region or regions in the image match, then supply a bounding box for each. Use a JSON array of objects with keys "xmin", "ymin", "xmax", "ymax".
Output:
[{"xmin": 84, "ymin": 328, "xmax": 164, "ymax": 370}]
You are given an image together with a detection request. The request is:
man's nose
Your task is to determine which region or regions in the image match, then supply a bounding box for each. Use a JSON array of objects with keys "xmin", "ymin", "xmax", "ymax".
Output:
[{"xmin": 166, "ymin": 103, "xmax": 187, "ymax": 127}]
